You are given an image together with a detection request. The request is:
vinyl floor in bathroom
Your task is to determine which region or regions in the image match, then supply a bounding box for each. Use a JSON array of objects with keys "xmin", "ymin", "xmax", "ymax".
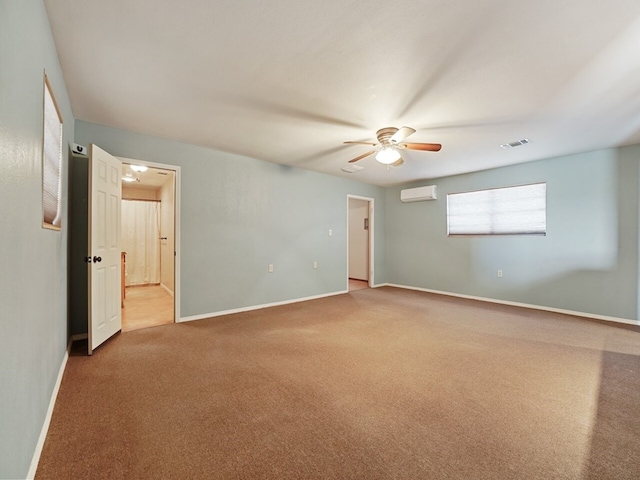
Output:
[{"xmin": 121, "ymin": 284, "xmax": 174, "ymax": 332}]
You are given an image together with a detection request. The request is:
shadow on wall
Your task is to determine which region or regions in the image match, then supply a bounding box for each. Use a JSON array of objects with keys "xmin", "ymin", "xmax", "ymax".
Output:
[
  {"xmin": 582, "ymin": 350, "xmax": 640, "ymax": 479},
  {"xmin": 464, "ymin": 147, "xmax": 639, "ymax": 321},
  {"xmin": 486, "ymin": 268, "xmax": 638, "ymax": 321}
]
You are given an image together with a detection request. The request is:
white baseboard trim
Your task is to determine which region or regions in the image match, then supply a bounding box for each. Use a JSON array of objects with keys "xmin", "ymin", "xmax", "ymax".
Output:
[
  {"xmin": 179, "ymin": 289, "xmax": 349, "ymax": 323},
  {"xmin": 160, "ymin": 282, "xmax": 174, "ymax": 297},
  {"xmin": 70, "ymin": 333, "xmax": 87, "ymax": 342},
  {"xmin": 27, "ymin": 338, "xmax": 72, "ymax": 479},
  {"xmin": 386, "ymin": 283, "xmax": 640, "ymax": 327}
]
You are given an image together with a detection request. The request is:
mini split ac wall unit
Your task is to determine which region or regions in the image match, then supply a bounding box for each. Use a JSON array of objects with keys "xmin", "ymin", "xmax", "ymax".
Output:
[{"xmin": 400, "ymin": 185, "xmax": 437, "ymax": 203}]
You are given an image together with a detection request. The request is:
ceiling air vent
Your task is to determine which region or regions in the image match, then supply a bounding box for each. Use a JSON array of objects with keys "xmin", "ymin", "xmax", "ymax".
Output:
[
  {"xmin": 341, "ymin": 164, "xmax": 364, "ymax": 173},
  {"xmin": 501, "ymin": 139, "xmax": 530, "ymax": 149}
]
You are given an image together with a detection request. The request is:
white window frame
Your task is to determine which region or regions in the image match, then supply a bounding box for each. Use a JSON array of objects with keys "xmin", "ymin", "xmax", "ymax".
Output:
[
  {"xmin": 447, "ymin": 183, "xmax": 546, "ymax": 236},
  {"xmin": 42, "ymin": 74, "xmax": 63, "ymax": 230}
]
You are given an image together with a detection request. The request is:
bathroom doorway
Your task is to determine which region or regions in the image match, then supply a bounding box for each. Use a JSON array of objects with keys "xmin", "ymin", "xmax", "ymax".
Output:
[{"xmin": 120, "ymin": 160, "xmax": 179, "ymax": 331}]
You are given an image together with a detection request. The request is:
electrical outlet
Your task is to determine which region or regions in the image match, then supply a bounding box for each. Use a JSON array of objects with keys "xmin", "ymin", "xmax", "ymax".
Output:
[
  {"xmin": 268, "ymin": 264, "xmax": 274, "ymax": 273},
  {"xmin": 497, "ymin": 269, "xmax": 503, "ymax": 278}
]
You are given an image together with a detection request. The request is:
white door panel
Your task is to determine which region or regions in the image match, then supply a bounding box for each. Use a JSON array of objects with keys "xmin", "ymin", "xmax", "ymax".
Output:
[{"xmin": 89, "ymin": 144, "xmax": 122, "ymax": 353}]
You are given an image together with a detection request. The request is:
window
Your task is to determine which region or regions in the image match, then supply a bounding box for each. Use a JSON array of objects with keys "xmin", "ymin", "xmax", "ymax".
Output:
[
  {"xmin": 447, "ymin": 183, "xmax": 546, "ymax": 236},
  {"xmin": 42, "ymin": 74, "xmax": 63, "ymax": 230}
]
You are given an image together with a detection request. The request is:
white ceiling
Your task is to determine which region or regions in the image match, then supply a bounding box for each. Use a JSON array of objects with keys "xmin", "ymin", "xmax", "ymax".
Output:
[
  {"xmin": 44, "ymin": 0, "xmax": 640, "ymax": 186},
  {"xmin": 121, "ymin": 162, "xmax": 172, "ymax": 191}
]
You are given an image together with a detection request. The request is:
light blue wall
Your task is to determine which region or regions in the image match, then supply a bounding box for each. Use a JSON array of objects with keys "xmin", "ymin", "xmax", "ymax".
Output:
[
  {"xmin": 74, "ymin": 121, "xmax": 387, "ymax": 318},
  {"xmin": 0, "ymin": 1, "xmax": 74, "ymax": 477},
  {"xmin": 3, "ymin": 3, "xmax": 639, "ymax": 478},
  {"xmin": 386, "ymin": 146, "xmax": 640, "ymax": 321}
]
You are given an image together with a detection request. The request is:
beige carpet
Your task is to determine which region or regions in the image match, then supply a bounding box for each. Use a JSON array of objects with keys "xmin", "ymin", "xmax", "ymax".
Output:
[{"xmin": 36, "ymin": 287, "xmax": 640, "ymax": 479}]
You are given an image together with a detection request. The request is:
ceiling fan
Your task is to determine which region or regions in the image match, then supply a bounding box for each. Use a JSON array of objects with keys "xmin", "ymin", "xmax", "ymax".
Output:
[{"xmin": 344, "ymin": 126, "xmax": 441, "ymax": 166}]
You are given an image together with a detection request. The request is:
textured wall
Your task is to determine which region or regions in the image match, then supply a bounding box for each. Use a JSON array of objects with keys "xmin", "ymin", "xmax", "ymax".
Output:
[
  {"xmin": 74, "ymin": 121, "xmax": 387, "ymax": 318},
  {"xmin": 0, "ymin": 1, "xmax": 74, "ymax": 477},
  {"xmin": 7, "ymin": 5, "xmax": 639, "ymax": 479},
  {"xmin": 386, "ymin": 147, "xmax": 640, "ymax": 321}
]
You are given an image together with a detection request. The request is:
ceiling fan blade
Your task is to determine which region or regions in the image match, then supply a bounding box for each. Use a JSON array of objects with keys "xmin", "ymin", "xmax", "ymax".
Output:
[
  {"xmin": 390, "ymin": 126, "xmax": 416, "ymax": 144},
  {"xmin": 398, "ymin": 142, "xmax": 442, "ymax": 152},
  {"xmin": 344, "ymin": 141, "xmax": 379, "ymax": 146},
  {"xmin": 348, "ymin": 150, "xmax": 376, "ymax": 163},
  {"xmin": 391, "ymin": 158, "xmax": 404, "ymax": 167}
]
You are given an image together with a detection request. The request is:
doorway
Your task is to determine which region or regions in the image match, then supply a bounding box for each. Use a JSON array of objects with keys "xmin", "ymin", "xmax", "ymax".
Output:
[
  {"xmin": 120, "ymin": 159, "xmax": 180, "ymax": 331},
  {"xmin": 348, "ymin": 195, "xmax": 373, "ymax": 291}
]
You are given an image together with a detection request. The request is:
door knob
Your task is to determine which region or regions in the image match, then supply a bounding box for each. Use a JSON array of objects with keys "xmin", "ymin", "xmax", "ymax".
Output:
[
  {"xmin": 84, "ymin": 256, "xmax": 92, "ymax": 263},
  {"xmin": 93, "ymin": 256, "xmax": 102, "ymax": 263}
]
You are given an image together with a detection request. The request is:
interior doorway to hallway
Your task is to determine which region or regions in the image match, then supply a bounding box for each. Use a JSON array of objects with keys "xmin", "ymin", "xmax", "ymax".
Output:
[{"xmin": 348, "ymin": 195, "xmax": 373, "ymax": 291}]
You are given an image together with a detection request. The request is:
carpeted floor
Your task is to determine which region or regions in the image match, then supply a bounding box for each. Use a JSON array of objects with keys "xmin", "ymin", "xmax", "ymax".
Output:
[{"xmin": 36, "ymin": 287, "xmax": 640, "ymax": 479}]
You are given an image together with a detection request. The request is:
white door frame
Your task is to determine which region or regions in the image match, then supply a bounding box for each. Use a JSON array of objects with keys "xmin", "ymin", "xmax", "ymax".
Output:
[
  {"xmin": 347, "ymin": 195, "xmax": 374, "ymax": 289},
  {"xmin": 118, "ymin": 156, "xmax": 181, "ymax": 324}
]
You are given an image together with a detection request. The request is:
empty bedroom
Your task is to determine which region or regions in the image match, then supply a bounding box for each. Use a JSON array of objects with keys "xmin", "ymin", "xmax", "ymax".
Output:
[{"xmin": 2, "ymin": 1, "xmax": 640, "ymax": 479}]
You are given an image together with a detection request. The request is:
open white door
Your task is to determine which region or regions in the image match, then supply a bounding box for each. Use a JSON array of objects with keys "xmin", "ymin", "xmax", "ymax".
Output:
[{"xmin": 88, "ymin": 144, "xmax": 122, "ymax": 354}]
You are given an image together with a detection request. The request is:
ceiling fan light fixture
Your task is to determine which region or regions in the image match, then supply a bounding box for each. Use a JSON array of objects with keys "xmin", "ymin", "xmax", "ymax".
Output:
[
  {"xmin": 130, "ymin": 165, "xmax": 148, "ymax": 172},
  {"xmin": 344, "ymin": 125, "xmax": 440, "ymax": 166},
  {"xmin": 375, "ymin": 146, "xmax": 401, "ymax": 164}
]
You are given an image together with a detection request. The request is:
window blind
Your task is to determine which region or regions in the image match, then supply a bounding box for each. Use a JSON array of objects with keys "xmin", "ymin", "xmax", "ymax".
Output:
[
  {"xmin": 447, "ymin": 183, "xmax": 546, "ymax": 236},
  {"xmin": 43, "ymin": 75, "xmax": 63, "ymax": 229}
]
